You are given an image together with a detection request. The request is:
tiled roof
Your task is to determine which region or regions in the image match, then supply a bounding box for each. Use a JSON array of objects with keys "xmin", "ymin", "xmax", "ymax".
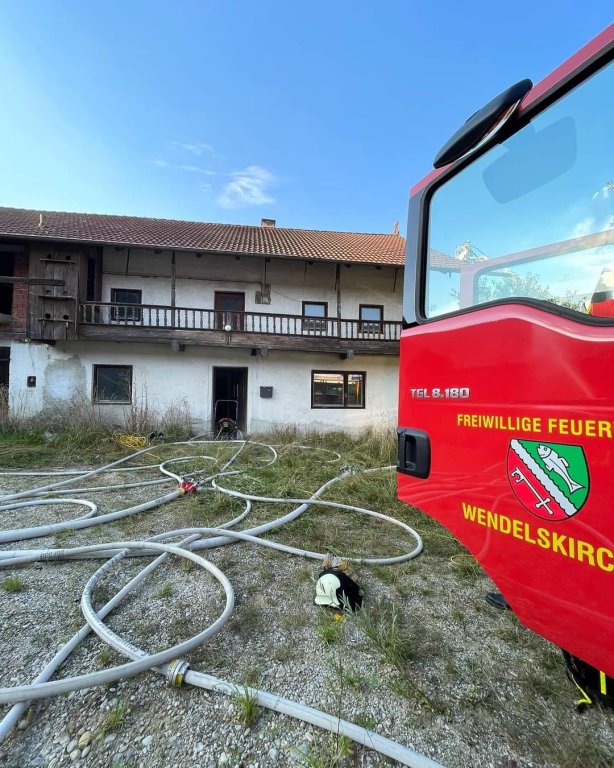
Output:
[
  {"xmin": 0, "ymin": 207, "xmax": 407, "ymax": 267},
  {"xmin": 430, "ymin": 248, "xmax": 461, "ymax": 271}
]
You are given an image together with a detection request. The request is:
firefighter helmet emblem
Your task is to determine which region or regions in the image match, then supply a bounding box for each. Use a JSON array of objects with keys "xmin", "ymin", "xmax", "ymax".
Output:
[{"xmin": 507, "ymin": 439, "xmax": 589, "ymax": 521}]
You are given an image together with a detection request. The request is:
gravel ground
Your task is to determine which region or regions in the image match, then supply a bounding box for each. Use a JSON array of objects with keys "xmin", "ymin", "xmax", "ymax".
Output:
[{"xmin": 0, "ymin": 441, "xmax": 612, "ymax": 768}]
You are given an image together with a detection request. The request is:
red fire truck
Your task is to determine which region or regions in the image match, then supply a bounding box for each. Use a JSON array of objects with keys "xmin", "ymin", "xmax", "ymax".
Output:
[{"xmin": 397, "ymin": 25, "xmax": 613, "ymax": 696}]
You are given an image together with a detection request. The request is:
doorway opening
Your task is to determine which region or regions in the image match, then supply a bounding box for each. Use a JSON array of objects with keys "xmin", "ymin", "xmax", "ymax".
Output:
[
  {"xmin": 214, "ymin": 292, "xmax": 245, "ymax": 331},
  {"xmin": 0, "ymin": 254, "xmax": 15, "ymax": 316},
  {"xmin": 212, "ymin": 367, "xmax": 248, "ymax": 432}
]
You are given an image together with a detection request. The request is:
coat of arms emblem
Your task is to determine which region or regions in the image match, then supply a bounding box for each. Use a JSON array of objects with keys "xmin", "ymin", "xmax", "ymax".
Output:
[{"xmin": 507, "ymin": 439, "xmax": 589, "ymax": 521}]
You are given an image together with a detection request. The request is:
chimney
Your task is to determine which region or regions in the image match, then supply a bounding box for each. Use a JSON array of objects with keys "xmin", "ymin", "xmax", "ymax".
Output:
[
  {"xmin": 260, "ymin": 218, "xmax": 276, "ymax": 228},
  {"xmin": 393, "ymin": 221, "xmax": 399, "ymax": 236}
]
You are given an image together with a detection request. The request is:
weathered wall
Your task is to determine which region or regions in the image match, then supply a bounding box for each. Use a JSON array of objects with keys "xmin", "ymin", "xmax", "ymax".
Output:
[
  {"xmin": 100, "ymin": 247, "xmax": 403, "ymax": 321},
  {"xmin": 8, "ymin": 340, "xmax": 398, "ymax": 433}
]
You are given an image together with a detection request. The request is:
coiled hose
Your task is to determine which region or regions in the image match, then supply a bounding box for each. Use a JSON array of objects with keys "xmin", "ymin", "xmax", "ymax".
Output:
[{"xmin": 0, "ymin": 438, "xmax": 444, "ymax": 768}]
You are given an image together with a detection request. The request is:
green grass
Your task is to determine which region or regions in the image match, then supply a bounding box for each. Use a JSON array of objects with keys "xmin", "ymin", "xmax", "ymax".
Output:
[
  {"xmin": 318, "ymin": 611, "xmax": 343, "ymax": 644},
  {"xmin": 296, "ymin": 733, "xmax": 354, "ymax": 768},
  {"xmin": 96, "ymin": 700, "xmax": 130, "ymax": 739},
  {"xmin": 338, "ymin": 666, "xmax": 373, "ymax": 691},
  {"xmin": 241, "ymin": 666, "xmax": 262, "ymax": 687},
  {"xmin": 444, "ymin": 659, "xmax": 459, "ymax": 678},
  {"xmin": 2, "ymin": 576, "xmax": 25, "ymax": 592},
  {"xmin": 355, "ymin": 602, "xmax": 413, "ymax": 668},
  {"xmin": 233, "ymin": 685, "xmax": 261, "ymax": 727},
  {"xmin": 194, "ymin": 648, "xmax": 229, "ymax": 671},
  {"xmin": 170, "ymin": 615, "xmax": 192, "ymax": 637},
  {"xmin": 355, "ymin": 601, "xmax": 440, "ymax": 711},
  {"xmin": 0, "ymin": 425, "xmax": 123, "ymax": 468},
  {"xmin": 97, "ymin": 648, "xmax": 114, "ymax": 667},
  {"xmin": 53, "ymin": 529, "xmax": 75, "ymax": 547},
  {"xmin": 353, "ymin": 713, "xmax": 377, "ymax": 731},
  {"xmin": 231, "ymin": 602, "xmax": 263, "ymax": 638},
  {"xmin": 158, "ymin": 582, "xmax": 173, "ymax": 599},
  {"xmin": 272, "ymin": 644, "xmax": 296, "ymax": 662}
]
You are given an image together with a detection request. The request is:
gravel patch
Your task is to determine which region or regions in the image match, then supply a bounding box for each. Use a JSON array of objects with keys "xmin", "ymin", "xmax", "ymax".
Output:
[{"xmin": 1, "ymin": 442, "xmax": 612, "ymax": 768}]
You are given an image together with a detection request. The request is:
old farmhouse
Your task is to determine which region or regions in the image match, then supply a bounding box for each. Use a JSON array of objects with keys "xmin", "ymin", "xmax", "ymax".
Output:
[{"xmin": 0, "ymin": 207, "xmax": 410, "ymax": 434}]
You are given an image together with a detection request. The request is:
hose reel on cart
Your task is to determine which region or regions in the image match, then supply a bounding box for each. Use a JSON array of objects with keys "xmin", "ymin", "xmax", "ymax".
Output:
[{"xmin": 213, "ymin": 399, "xmax": 239, "ymax": 439}]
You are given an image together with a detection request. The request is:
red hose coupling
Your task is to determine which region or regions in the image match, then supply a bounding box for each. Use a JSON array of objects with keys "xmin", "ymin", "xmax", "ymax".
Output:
[{"xmin": 179, "ymin": 480, "xmax": 197, "ymax": 494}]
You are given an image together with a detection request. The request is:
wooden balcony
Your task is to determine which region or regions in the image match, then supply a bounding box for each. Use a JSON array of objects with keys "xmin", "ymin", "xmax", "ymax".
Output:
[{"xmin": 77, "ymin": 302, "xmax": 401, "ymax": 355}]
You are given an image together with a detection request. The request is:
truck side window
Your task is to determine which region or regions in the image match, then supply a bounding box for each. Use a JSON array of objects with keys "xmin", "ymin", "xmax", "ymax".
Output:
[{"xmin": 425, "ymin": 62, "xmax": 614, "ymax": 320}]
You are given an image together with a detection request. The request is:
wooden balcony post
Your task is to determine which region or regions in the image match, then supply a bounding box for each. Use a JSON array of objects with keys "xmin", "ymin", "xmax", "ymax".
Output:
[
  {"xmin": 170, "ymin": 250, "xmax": 176, "ymax": 328},
  {"xmin": 335, "ymin": 264, "xmax": 342, "ymax": 338}
]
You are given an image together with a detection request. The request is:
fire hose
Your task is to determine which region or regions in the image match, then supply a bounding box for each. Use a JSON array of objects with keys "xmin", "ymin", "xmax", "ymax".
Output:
[{"xmin": 0, "ymin": 439, "xmax": 443, "ymax": 768}]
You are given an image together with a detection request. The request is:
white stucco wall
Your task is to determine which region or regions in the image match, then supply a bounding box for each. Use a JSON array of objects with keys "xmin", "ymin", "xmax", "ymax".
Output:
[
  {"xmin": 8, "ymin": 340, "xmax": 398, "ymax": 434},
  {"xmin": 101, "ymin": 247, "xmax": 403, "ymax": 322}
]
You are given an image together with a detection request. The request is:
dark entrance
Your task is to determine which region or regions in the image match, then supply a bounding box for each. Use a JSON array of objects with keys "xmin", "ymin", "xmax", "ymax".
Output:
[
  {"xmin": 212, "ymin": 367, "xmax": 248, "ymax": 431},
  {"xmin": 214, "ymin": 292, "xmax": 245, "ymax": 331},
  {"xmin": 0, "ymin": 253, "xmax": 15, "ymax": 316}
]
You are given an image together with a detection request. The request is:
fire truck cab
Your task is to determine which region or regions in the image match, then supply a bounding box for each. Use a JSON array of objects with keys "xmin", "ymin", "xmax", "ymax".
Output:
[{"xmin": 397, "ymin": 26, "xmax": 613, "ymax": 681}]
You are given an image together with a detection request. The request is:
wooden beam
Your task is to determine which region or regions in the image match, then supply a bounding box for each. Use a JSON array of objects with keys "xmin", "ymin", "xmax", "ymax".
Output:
[
  {"xmin": 79, "ymin": 325, "xmax": 399, "ymax": 355},
  {"xmin": 0, "ymin": 276, "xmax": 65, "ymax": 285}
]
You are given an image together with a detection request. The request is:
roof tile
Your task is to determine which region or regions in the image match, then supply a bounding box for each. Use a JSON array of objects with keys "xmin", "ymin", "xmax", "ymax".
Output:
[{"xmin": 0, "ymin": 207, "xmax": 407, "ymax": 266}]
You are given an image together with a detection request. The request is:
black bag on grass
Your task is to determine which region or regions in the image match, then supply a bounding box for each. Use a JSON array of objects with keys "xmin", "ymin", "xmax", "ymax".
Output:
[{"xmin": 314, "ymin": 568, "xmax": 362, "ymax": 612}]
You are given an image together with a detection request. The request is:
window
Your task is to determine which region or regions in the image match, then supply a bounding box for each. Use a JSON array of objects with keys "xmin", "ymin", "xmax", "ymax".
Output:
[
  {"xmin": 311, "ymin": 371, "xmax": 365, "ymax": 409},
  {"xmin": 302, "ymin": 301, "xmax": 328, "ymax": 333},
  {"xmin": 359, "ymin": 304, "xmax": 383, "ymax": 333},
  {"xmin": 111, "ymin": 289, "xmax": 142, "ymax": 322},
  {"xmin": 93, "ymin": 365, "xmax": 132, "ymax": 403},
  {"xmin": 425, "ymin": 62, "xmax": 614, "ymax": 320}
]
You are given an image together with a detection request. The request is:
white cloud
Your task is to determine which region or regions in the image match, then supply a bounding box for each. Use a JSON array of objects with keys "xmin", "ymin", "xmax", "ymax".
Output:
[
  {"xmin": 178, "ymin": 165, "xmax": 217, "ymax": 175},
  {"xmin": 592, "ymin": 182, "xmax": 612, "ymax": 200},
  {"xmin": 217, "ymin": 165, "xmax": 276, "ymax": 209},
  {"xmin": 170, "ymin": 141, "xmax": 215, "ymax": 156},
  {"xmin": 147, "ymin": 158, "xmax": 216, "ymax": 176},
  {"xmin": 571, "ymin": 217, "xmax": 596, "ymax": 239}
]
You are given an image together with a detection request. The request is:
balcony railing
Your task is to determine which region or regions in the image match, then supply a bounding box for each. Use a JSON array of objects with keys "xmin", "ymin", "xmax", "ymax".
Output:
[{"xmin": 79, "ymin": 302, "xmax": 401, "ymax": 341}]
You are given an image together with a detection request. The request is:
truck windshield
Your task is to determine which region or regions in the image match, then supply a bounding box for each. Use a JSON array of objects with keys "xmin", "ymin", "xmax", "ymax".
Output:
[{"xmin": 425, "ymin": 62, "xmax": 614, "ymax": 319}]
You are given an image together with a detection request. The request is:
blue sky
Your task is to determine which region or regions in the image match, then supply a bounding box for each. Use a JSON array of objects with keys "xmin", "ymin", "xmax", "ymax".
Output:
[{"xmin": 0, "ymin": 2, "xmax": 611, "ymax": 234}]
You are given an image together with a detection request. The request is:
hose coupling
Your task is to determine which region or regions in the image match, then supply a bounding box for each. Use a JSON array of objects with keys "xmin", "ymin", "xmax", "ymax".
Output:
[
  {"xmin": 166, "ymin": 658, "xmax": 190, "ymax": 687},
  {"xmin": 178, "ymin": 480, "xmax": 197, "ymax": 494}
]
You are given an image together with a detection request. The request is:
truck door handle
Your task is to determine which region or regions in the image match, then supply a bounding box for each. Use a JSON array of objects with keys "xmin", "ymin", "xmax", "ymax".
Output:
[{"xmin": 397, "ymin": 428, "xmax": 431, "ymax": 478}]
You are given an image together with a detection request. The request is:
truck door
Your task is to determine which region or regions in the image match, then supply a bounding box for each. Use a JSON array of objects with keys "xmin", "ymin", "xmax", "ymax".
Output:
[{"xmin": 398, "ymin": 38, "xmax": 614, "ymax": 676}]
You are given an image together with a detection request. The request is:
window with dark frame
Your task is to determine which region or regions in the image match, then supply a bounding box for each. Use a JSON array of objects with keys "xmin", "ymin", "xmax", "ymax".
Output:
[
  {"xmin": 111, "ymin": 288, "xmax": 142, "ymax": 322},
  {"xmin": 302, "ymin": 301, "xmax": 328, "ymax": 333},
  {"xmin": 359, "ymin": 304, "xmax": 383, "ymax": 333},
  {"xmin": 311, "ymin": 371, "xmax": 366, "ymax": 409},
  {"xmin": 93, "ymin": 365, "xmax": 133, "ymax": 404}
]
